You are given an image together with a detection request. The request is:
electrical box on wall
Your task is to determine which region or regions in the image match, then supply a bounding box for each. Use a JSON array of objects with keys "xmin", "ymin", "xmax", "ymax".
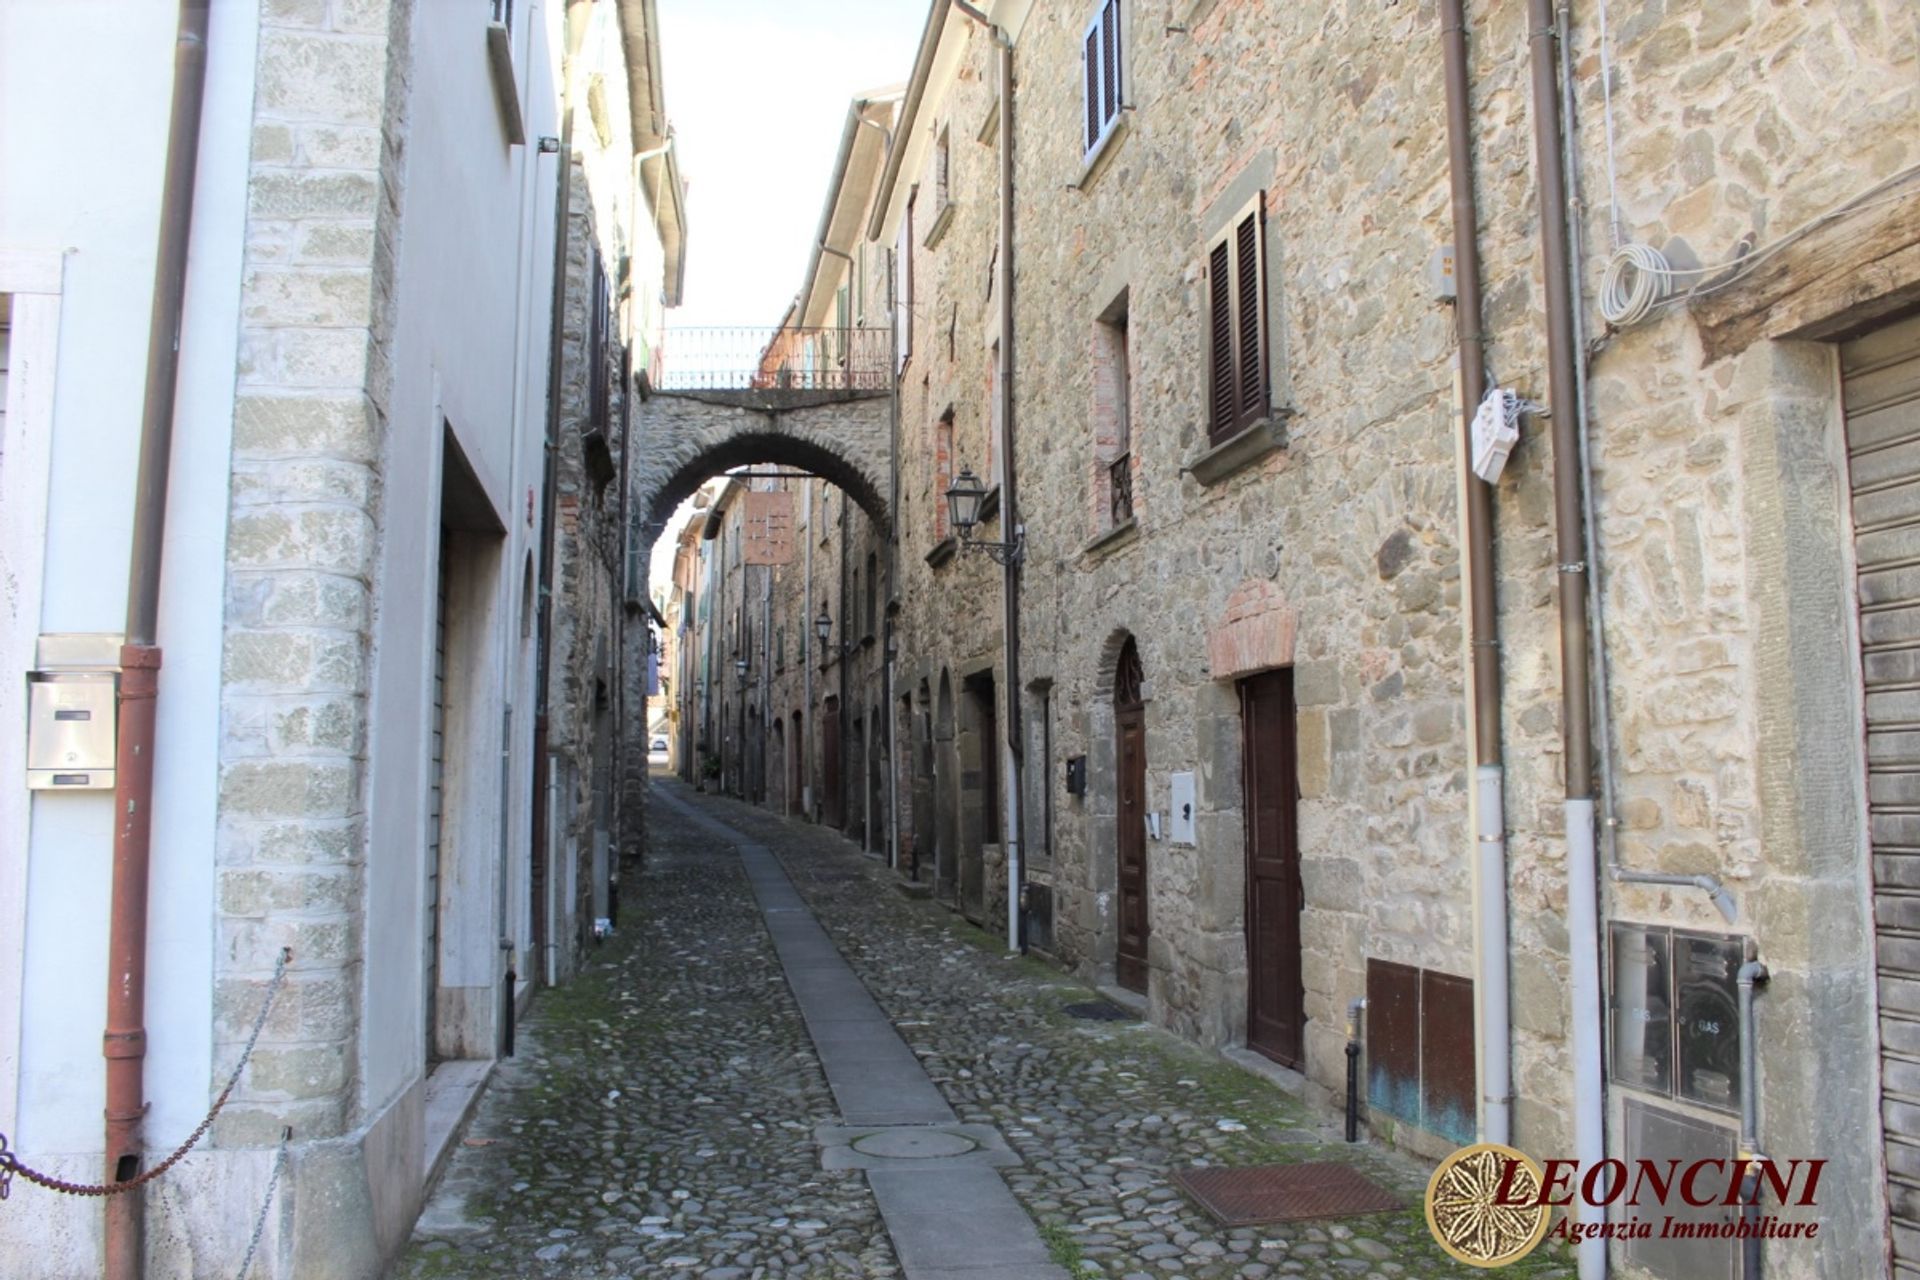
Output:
[
  {"xmin": 1608, "ymin": 922, "xmax": 1743, "ymax": 1114},
  {"xmin": 26, "ymin": 634, "xmax": 122, "ymax": 791},
  {"xmin": 1169, "ymin": 772, "xmax": 1196, "ymax": 844}
]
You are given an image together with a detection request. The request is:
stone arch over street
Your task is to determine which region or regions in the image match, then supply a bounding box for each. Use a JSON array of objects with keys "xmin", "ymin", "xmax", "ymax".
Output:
[{"xmin": 633, "ymin": 390, "xmax": 893, "ymax": 539}]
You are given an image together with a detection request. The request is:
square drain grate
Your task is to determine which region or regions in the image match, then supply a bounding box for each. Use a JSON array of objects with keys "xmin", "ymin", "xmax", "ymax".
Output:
[{"xmin": 1172, "ymin": 1163, "xmax": 1402, "ymax": 1226}]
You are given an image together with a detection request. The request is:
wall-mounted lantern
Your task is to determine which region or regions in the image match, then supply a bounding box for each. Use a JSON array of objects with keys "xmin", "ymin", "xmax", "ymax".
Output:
[{"xmin": 945, "ymin": 465, "xmax": 1024, "ymax": 566}]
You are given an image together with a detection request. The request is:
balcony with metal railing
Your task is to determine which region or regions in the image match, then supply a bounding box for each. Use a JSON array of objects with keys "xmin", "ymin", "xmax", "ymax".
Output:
[{"xmin": 650, "ymin": 327, "xmax": 892, "ymax": 405}]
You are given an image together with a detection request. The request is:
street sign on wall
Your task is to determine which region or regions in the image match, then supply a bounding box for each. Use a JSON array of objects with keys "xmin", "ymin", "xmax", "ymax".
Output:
[{"xmin": 743, "ymin": 491, "xmax": 795, "ymax": 565}]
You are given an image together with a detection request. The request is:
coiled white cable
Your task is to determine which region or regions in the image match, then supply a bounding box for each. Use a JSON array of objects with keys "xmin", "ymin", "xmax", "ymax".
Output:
[{"xmin": 1599, "ymin": 242, "xmax": 1671, "ymax": 327}]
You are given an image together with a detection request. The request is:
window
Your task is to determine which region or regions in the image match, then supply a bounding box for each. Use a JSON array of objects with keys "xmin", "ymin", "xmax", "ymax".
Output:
[
  {"xmin": 1205, "ymin": 193, "xmax": 1270, "ymax": 443},
  {"xmin": 935, "ymin": 128, "xmax": 951, "ymax": 212},
  {"xmin": 865, "ymin": 552, "xmax": 878, "ymax": 639},
  {"xmin": 1093, "ymin": 300, "xmax": 1133, "ymax": 525},
  {"xmin": 926, "ymin": 128, "xmax": 956, "ymax": 249},
  {"xmin": 490, "ymin": 0, "xmax": 513, "ymax": 27},
  {"xmin": 1082, "ymin": 0, "xmax": 1123, "ymax": 158},
  {"xmin": 988, "ymin": 341, "xmax": 1003, "ymax": 490},
  {"xmin": 588, "ymin": 250, "xmax": 610, "ymax": 432},
  {"xmin": 935, "ymin": 408, "xmax": 955, "ymax": 543},
  {"xmin": 896, "ymin": 190, "xmax": 916, "ymax": 369}
]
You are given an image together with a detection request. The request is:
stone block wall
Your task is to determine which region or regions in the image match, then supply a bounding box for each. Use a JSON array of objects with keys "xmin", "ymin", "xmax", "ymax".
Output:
[
  {"xmin": 218, "ymin": 0, "xmax": 410, "ymax": 1152},
  {"xmin": 983, "ymin": 3, "xmax": 1914, "ymax": 1244}
]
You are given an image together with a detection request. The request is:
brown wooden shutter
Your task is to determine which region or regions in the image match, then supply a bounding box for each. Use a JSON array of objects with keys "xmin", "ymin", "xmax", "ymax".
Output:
[
  {"xmin": 1234, "ymin": 203, "xmax": 1268, "ymax": 430},
  {"xmin": 1208, "ymin": 240, "xmax": 1235, "ymax": 438},
  {"xmin": 1084, "ymin": 27, "xmax": 1100, "ymax": 153},
  {"xmin": 1102, "ymin": 0, "xmax": 1119, "ymax": 126},
  {"xmin": 1205, "ymin": 193, "xmax": 1270, "ymax": 442}
]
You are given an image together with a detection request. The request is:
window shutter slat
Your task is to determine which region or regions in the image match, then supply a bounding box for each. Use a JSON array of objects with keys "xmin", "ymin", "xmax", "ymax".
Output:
[
  {"xmin": 1084, "ymin": 28, "xmax": 1100, "ymax": 153},
  {"xmin": 1208, "ymin": 240, "xmax": 1235, "ymax": 437},
  {"xmin": 1235, "ymin": 209, "xmax": 1265, "ymax": 427}
]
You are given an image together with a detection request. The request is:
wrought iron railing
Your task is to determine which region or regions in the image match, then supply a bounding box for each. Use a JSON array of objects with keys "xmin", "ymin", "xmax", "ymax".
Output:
[
  {"xmin": 655, "ymin": 327, "xmax": 892, "ymax": 392},
  {"xmin": 1109, "ymin": 452, "xmax": 1133, "ymax": 526}
]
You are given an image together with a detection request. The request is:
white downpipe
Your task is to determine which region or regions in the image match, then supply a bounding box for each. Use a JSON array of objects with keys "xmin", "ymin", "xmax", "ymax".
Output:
[
  {"xmin": 544, "ymin": 754, "xmax": 560, "ymax": 986},
  {"xmin": 1476, "ymin": 764, "xmax": 1511, "ymax": 1146},
  {"xmin": 1567, "ymin": 795, "xmax": 1606, "ymax": 1280},
  {"xmin": 887, "ymin": 654, "xmax": 901, "ymax": 870},
  {"xmin": 803, "ymin": 479, "xmax": 814, "ymax": 820},
  {"xmin": 1005, "ymin": 739, "xmax": 1021, "ymax": 953}
]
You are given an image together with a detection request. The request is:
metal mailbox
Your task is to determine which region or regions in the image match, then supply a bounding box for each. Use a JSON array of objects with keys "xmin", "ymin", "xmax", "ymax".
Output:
[{"xmin": 26, "ymin": 634, "xmax": 121, "ymax": 791}]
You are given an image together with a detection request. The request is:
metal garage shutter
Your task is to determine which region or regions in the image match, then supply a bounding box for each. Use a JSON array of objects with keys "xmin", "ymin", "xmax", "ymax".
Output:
[{"xmin": 1845, "ymin": 310, "xmax": 1920, "ymax": 1277}]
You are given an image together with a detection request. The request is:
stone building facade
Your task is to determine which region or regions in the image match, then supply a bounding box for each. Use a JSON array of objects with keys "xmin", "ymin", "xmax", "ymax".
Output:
[
  {"xmin": 0, "ymin": 1, "xmax": 680, "ymax": 1275},
  {"xmin": 708, "ymin": 1, "xmax": 1920, "ymax": 1276}
]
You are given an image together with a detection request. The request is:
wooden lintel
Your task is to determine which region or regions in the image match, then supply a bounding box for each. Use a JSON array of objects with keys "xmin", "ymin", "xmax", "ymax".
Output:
[{"xmin": 1691, "ymin": 187, "xmax": 1920, "ymax": 365}]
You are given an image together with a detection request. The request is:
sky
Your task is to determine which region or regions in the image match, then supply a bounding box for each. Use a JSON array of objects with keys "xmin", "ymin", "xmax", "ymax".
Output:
[
  {"xmin": 655, "ymin": 0, "xmax": 927, "ymax": 330},
  {"xmin": 647, "ymin": 0, "xmax": 926, "ymax": 590}
]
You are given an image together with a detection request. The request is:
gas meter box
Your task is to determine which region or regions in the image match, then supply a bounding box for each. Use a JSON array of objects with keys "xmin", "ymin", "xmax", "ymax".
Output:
[{"xmin": 26, "ymin": 634, "xmax": 121, "ymax": 791}]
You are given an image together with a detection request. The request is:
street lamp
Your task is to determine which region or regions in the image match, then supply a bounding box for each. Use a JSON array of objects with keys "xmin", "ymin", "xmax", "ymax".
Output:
[
  {"xmin": 945, "ymin": 465, "xmax": 1024, "ymax": 566},
  {"xmin": 734, "ymin": 656, "xmax": 750, "ymax": 684},
  {"xmin": 814, "ymin": 603, "xmax": 833, "ymax": 651}
]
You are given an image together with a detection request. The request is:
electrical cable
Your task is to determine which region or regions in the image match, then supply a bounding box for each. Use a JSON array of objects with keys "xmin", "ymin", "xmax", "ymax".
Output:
[{"xmin": 1600, "ymin": 163, "xmax": 1920, "ymax": 327}]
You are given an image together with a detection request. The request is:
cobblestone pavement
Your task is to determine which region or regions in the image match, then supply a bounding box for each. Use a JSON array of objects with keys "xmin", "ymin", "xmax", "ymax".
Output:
[
  {"xmin": 390, "ymin": 786, "xmax": 897, "ymax": 1279},
  {"xmin": 392, "ymin": 776, "xmax": 1572, "ymax": 1279}
]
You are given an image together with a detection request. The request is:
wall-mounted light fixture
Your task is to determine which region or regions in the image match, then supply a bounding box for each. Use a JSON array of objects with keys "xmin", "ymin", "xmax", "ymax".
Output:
[
  {"xmin": 814, "ymin": 603, "xmax": 833, "ymax": 651},
  {"xmin": 946, "ymin": 465, "xmax": 1024, "ymax": 566}
]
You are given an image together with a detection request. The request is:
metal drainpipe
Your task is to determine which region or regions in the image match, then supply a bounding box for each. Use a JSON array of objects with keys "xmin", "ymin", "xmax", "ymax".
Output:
[
  {"xmin": 1737, "ymin": 955, "xmax": 1770, "ymax": 1280},
  {"xmin": 1440, "ymin": 0, "xmax": 1511, "ymax": 1149},
  {"xmin": 947, "ymin": 0, "xmax": 1023, "ymax": 953},
  {"xmin": 994, "ymin": 24, "xmax": 1025, "ymax": 954},
  {"xmin": 1528, "ymin": 3, "xmax": 1606, "ymax": 1275},
  {"xmin": 106, "ymin": 5, "xmax": 210, "ymax": 1275},
  {"xmin": 818, "ymin": 231, "xmax": 900, "ymax": 867},
  {"xmin": 534, "ymin": 57, "xmax": 580, "ymax": 986},
  {"xmin": 1548, "ymin": 4, "xmax": 1738, "ymax": 927},
  {"xmin": 804, "ymin": 480, "xmax": 814, "ymax": 818}
]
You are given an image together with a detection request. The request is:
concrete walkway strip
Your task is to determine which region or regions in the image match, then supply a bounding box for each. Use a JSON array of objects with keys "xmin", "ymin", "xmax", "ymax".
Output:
[{"xmin": 656, "ymin": 787, "xmax": 1069, "ymax": 1280}]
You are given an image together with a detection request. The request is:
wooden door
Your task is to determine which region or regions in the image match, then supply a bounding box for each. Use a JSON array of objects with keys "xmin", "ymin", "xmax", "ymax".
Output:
[
  {"xmin": 789, "ymin": 713, "xmax": 802, "ymax": 816},
  {"xmin": 822, "ymin": 696, "xmax": 842, "ymax": 828},
  {"xmin": 1243, "ymin": 668, "xmax": 1304, "ymax": 1068},
  {"xmin": 1115, "ymin": 639, "xmax": 1150, "ymax": 994}
]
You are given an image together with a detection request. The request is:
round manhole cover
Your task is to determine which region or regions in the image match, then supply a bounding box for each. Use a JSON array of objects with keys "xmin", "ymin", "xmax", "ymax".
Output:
[{"xmin": 851, "ymin": 1129, "xmax": 979, "ymax": 1159}]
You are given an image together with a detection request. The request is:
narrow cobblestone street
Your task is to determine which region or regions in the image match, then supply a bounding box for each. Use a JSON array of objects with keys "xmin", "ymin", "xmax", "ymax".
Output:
[{"xmin": 392, "ymin": 777, "xmax": 1572, "ymax": 1280}]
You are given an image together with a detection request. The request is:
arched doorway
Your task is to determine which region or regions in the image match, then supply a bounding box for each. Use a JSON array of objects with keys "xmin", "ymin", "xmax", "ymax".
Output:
[{"xmin": 1114, "ymin": 637, "xmax": 1149, "ymax": 994}]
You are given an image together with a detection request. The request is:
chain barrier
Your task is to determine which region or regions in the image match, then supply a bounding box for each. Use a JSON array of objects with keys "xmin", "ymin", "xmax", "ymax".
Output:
[
  {"xmin": 233, "ymin": 1126, "xmax": 290, "ymax": 1280},
  {"xmin": 0, "ymin": 947, "xmax": 293, "ymax": 1201}
]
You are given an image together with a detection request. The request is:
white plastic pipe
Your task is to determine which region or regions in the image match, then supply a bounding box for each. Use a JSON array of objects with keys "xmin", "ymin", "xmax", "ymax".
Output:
[
  {"xmin": 1476, "ymin": 764, "xmax": 1512, "ymax": 1145},
  {"xmin": 1567, "ymin": 796, "xmax": 1606, "ymax": 1280},
  {"xmin": 1005, "ymin": 739, "xmax": 1021, "ymax": 952}
]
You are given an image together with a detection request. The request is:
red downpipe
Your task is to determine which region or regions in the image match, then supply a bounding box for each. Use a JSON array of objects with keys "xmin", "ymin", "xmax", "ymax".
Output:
[{"xmin": 107, "ymin": 3, "xmax": 210, "ymax": 1276}]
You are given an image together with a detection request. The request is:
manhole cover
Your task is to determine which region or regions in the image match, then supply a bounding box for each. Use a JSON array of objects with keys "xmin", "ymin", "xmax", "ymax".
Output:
[
  {"xmin": 1172, "ymin": 1163, "xmax": 1402, "ymax": 1225},
  {"xmin": 1063, "ymin": 1001, "xmax": 1135, "ymax": 1022},
  {"xmin": 850, "ymin": 1129, "xmax": 980, "ymax": 1159}
]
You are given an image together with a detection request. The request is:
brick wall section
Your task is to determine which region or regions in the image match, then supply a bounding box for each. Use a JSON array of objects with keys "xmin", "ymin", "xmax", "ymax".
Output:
[{"xmin": 215, "ymin": 0, "xmax": 413, "ymax": 1145}]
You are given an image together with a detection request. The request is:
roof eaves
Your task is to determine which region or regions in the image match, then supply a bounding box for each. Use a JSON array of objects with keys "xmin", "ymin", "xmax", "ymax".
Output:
[{"xmin": 865, "ymin": 0, "xmax": 954, "ymax": 244}]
